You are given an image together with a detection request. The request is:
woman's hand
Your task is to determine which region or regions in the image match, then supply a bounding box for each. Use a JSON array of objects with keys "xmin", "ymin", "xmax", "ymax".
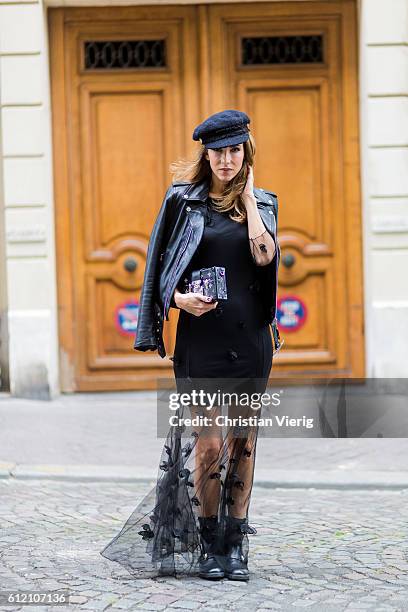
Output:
[
  {"xmin": 242, "ymin": 165, "xmax": 276, "ymax": 265},
  {"xmin": 242, "ymin": 165, "xmax": 256, "ymax": 208},
  {"xmin": 174, "ymin": 288, "xmax": 218, "ymax": 317}
]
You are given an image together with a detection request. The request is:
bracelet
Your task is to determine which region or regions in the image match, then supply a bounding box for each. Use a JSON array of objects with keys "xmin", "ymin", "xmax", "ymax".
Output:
[
  {"xmin": 249, "ymin": 230, "xmax": 271, "ymax": 257},
  {"xmin": 249, "ymin": 229, "xmax": 267, "ymax": 241}
]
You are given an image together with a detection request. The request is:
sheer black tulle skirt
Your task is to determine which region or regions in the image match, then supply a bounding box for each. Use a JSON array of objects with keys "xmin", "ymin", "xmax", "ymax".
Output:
[{"xmin": 100, "ymin": 393, "xmax": 264, "ymax": 579}]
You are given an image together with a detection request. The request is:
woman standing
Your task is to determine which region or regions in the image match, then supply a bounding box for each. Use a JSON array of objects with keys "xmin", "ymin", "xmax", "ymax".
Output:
[{"xmin": 101, "ymin": 110, "xmax": 282, "ymax": 581}]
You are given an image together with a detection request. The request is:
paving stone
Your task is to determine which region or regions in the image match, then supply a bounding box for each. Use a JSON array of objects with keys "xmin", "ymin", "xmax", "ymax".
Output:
[
  {"xmin": 147, "ymin": 593, "xmax": 180, "ymax": 605},
  {"xmin": 169, "ymin": 601, "xmax": 202, "ymax": 609}
]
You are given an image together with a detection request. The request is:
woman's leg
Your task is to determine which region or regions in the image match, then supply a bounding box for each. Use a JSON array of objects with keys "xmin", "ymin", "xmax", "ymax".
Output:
[
  {"xmin": 189, "ymin": 404, "xmax": 226, "ymax": 579},
  {"xmin": 191, "ymin": 404, "xmax": 224, "ymax": 517},
  {"xmin": 224, "ymin": 403, "xmax": 259, "ymax": 518}
]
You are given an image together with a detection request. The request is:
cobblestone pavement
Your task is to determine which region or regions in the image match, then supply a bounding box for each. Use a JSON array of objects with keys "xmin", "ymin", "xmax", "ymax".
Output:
[{"xmin": 1, "ymin": 480, "xmax": 408, "ymax": 612}]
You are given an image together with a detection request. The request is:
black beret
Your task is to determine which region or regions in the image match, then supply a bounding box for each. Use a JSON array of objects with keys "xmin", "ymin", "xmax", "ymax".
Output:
[{"xmin": 192, "ymin": 109, "xmax": 250, "ymax": 149}]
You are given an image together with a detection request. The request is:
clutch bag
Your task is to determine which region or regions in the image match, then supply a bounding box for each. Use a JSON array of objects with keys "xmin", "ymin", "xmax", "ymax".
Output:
[{"xmin": 184, "ymin": 266, "xmax": 228, "ymax": 301}]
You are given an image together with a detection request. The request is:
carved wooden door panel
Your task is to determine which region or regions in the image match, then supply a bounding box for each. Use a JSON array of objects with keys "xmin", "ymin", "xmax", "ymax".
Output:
[{"xmin": 49, "ymin": 7, "xmax": 200, "ymax": 390}]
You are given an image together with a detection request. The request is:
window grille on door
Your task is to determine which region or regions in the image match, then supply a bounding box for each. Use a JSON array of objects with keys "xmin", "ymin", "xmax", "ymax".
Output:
[
  {"xmin": 84, "ymin": 40, "xmax": 166, "ymax": 70},
  {"xmin": 242, "ymin": 35, "xmax": 323, "ymax": 65}
]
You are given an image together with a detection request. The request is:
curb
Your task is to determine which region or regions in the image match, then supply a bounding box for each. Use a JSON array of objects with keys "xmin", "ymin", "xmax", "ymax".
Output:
[{"xmin": 1, "ymin": 464, "xmax": 408, "ymax": 490}]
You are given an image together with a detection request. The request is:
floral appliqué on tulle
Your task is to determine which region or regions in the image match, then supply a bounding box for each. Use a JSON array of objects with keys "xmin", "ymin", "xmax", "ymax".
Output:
[{"xmin": 100, "ymin": 404, "xmax": 259, "ymax": 578}]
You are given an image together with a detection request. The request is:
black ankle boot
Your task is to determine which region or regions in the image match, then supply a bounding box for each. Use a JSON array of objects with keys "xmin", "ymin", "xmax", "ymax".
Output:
[
  {"xmin": 224, "ymin": 516, "xmax": 251, "ymax": 581},
  {"xmin": 198, "ymin": 515, "xmax": 225, "ymax": 580}
]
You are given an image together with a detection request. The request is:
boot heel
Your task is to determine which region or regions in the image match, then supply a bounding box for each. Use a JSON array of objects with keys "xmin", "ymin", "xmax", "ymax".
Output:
[
  {"xmin": 224, "ymin": 516, "xmax": 252, "ymax": 581},
  {"xmin": 198, "ymin": 516, "xmax": 225, "ymax": 580}
]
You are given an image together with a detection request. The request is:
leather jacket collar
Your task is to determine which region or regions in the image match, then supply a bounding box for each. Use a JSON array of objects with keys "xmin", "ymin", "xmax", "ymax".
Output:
[{"xmin": 184, "ymin": 180, "xmax": 210, "ymax": 201}]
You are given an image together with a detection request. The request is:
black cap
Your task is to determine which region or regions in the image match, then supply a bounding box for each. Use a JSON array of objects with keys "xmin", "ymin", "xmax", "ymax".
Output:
[{"xmin": 192, "ymin": 109, "xmax": 250, "ymax": 149}]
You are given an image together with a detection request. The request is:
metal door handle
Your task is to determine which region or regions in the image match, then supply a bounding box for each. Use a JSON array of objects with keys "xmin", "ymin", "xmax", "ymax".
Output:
[
  {"xmin": 123, "ymin": 257, "xmax": 137, "ymax": 272},
  {"xmin": 282, "ymin": 253, "xmax": 296, "ymax": 268}
]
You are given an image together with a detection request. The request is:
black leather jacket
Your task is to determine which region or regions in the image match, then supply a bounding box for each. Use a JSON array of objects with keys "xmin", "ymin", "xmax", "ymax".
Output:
[{"xmin": 134, "ymin": 179, "xmax": 281, "ymax": 358}]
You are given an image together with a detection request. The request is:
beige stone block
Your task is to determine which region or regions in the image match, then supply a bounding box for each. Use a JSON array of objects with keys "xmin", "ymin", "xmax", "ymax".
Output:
[
  {"xmin": 3, "ymin": 158, "xmax": 46, "ymax": 206},
  {"xmin": 8, "ymin": 309, "xmax": 59, "ymax": 399},
  {"xmin": 0, "ymin": 4, "xmax": 41, "ymax": 54},
  {"xmin": 369, "ymin": 148, "xmax": 408, "ymax": 196},
  {"xmin": 365, "ymin": 0, "xmax": 408, "ymax": 44},
  {"xmin": 371, "ymin": 304, "xmax": 408, "ymax": 376},
  {"xmin": 370, "ymin": 197, "xmax": 408, "ymax": 247},
  {"xmin": 0, "ymin": 55, "xmax": 43, "ymax": 105},
  {"xmin": 367, "ymin": 46, "xmax": 408, "ymax": 95},
  {"xmin": 6, "ymin": 258, "xmax": 53, "ymax": 310},
  {"xmin": 371, "ymin": 250, "xmax": 408, "ymax": 301},
  {"xmin": 370, "ymin": 196, "xmax": 408, "ymax": 217},
  {"xmin": 368, "ymin": 98, "xmax": 408, "ymax": 146},
  {"xmin": 5, "ymin": 207, "xmax": 48, "ymax": 257},
  {"xmin": 1, "ymin": 107, "xmax": 45, "ymax": 156}
]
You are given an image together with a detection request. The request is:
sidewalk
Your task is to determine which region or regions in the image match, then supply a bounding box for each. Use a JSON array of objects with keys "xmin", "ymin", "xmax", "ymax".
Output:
[{"xmin": 1, "ymin": 391, "xmax": 408, "ymax": 489}]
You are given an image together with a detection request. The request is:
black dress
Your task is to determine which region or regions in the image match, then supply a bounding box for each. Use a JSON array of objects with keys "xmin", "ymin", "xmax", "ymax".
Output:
[
  {"xmin": 101, "ymin": 197, "xmax": 274, "ymax": 579},
  {"xmin": 173, "ymin": 197, "xmax": 273, "ymax": 392}
]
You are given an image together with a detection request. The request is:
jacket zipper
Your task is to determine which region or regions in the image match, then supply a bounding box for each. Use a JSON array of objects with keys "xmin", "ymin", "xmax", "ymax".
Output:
[{"xmin": 163, "ymin": 223, "xmax": 193, "ymax": 319}]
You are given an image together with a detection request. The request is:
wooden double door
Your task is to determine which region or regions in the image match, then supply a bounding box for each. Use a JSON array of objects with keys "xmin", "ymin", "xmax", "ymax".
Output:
[{"xmin": 49, "ymin": 1, "xmax": 364, "ymax": 391}]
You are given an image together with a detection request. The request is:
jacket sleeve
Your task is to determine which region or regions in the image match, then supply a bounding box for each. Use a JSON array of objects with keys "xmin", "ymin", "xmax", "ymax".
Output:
[
  {"xmin": 134, "ymin": 185, "xmax": 177, "ymax": 353},
  {"xmin": 255, "ymin": 192, "xmax": 282, "ymax": 353},
  {"xmin": 268, "ymin": 194, "xmax": 282, "ymax": 353}
]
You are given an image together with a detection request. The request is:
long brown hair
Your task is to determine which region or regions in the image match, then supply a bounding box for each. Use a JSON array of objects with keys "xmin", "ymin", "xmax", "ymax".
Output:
[{"xmin": 169, "ymin": 133, "xmax": 256, "ymax": 223}]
